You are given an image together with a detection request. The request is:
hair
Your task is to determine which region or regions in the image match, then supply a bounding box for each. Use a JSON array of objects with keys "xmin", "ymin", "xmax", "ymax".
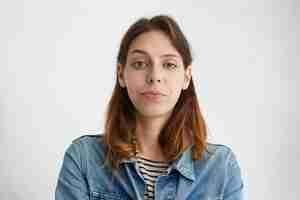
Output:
[{"xmin": 103, "ymin": 14, "xmax": 207, "ymax": 170}]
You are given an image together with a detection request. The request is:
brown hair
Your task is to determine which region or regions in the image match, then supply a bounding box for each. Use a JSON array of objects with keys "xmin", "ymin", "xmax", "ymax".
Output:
[{"xmin": 103, "ymin": 15, "xmax": 207, "ymax": 169}]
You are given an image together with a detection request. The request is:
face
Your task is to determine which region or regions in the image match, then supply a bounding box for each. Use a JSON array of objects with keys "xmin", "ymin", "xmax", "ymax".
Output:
[{"xmin": 118, "ymin": 30, "xmax": 192, "ymax": 120}]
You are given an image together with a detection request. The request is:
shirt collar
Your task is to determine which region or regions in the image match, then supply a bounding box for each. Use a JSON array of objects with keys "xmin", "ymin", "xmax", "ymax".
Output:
[{"xmin": 120, "ymin": 152, "xmax": 137, "ymax": 164}]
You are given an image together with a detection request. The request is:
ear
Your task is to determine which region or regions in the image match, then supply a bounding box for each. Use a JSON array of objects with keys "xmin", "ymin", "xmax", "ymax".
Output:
[
  {"xmin": 183, "ymin": 65, "xmax": 192, "ymax": 90},
  {"xmin": 117, "ymin": 63, "xmax": 126, "ymax": 88}
]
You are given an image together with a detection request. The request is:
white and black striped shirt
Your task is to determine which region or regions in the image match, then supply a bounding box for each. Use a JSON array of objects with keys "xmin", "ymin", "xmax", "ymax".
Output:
[{"xmin": 136, "ymin": 155, "xmax": 170, "ymax": 200}]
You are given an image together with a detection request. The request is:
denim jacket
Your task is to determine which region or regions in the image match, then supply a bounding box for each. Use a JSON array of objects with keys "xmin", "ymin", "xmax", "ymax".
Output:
[{"xmin": 55, "ymin": 134, "xmax": 244, "ymax": 200}]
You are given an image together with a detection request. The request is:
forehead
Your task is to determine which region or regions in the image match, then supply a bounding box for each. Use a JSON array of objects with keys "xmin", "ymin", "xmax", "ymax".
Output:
[{"xmin": 128, "ymin": 30, "xmax": 181, "ymax": 58}]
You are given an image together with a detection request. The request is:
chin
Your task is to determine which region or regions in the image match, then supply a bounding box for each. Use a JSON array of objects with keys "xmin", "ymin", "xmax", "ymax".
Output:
[{"xmin": 137, "ymin": 108, "xmax": 173, "ymax": 119}]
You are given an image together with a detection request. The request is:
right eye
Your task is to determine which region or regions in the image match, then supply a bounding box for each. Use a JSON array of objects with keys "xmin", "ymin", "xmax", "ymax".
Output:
[{"xmin": 131, "ymin": 61, "xmax": 147, "ymax": 69}]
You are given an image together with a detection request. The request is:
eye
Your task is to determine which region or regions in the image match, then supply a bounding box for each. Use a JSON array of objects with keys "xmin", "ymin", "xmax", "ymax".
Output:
[
  {"xmin": 131, "ymin": 61, "xmax": 147, "ymax": 69},
  {"xmin": 163, "ymin": 62, "xmax": 178, "ymax": 69}
]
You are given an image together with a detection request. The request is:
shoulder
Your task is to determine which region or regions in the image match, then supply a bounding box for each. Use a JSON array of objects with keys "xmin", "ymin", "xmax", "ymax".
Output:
[
  {"xmin": 197, "ymin": 142, "xmax": 240, "ymax": 168},
  {"xmin": 203, "ymin": 143, "xmax": 244, "ymax": 196},
  {"xmin": 72, "ymin": 133, "xmax": 104, "ymax": 144},
  {"xmin": 65, "ymin": 133, "xmax": 106, "ymax": 160},
  {"xmin": 206, "ymin": 143, "xmax": 234, "ymax": 157},
  {"xmin": 192, "ymin": 142, "xmax": 242, "ymax": 185}
]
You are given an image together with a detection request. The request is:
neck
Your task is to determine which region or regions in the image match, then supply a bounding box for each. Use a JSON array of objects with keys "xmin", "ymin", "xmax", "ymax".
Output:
[{"xmin": 134, "ymin": 113, "xmax": 170, "ymax": 161}]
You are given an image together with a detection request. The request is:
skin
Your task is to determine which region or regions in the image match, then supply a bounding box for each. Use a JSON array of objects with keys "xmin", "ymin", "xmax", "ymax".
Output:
[{"xmin": 118, "ymin": 30, "xmax": 192, "ymax": 161}]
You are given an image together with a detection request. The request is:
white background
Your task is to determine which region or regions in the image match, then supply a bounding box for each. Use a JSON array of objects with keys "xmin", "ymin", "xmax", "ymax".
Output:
[{"xmin": 1, "ymin": 0, "xmax": 299, "ymax": 199}]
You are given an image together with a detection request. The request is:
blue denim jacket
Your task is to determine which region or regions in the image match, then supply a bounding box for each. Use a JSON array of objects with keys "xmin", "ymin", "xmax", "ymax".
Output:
[{"xmin": 55, "ymin": 134, "xmax": 244, "ymax": 200}]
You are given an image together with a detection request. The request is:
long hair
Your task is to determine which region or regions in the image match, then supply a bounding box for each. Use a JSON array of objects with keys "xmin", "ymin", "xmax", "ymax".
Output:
[{"xmin": 103, "ymin": 15, "xmax": 207, "ymax": 170}]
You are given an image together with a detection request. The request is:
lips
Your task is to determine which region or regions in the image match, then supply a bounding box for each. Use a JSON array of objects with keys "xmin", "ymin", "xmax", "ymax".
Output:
[
  {"xmin": 140, "ymin": 91, "xmax": 165, "ymax": 102},
  {"xmin": 141, "ymin": 91, "xmax": 166, "ymax": 96},
  {"xmin": 142, "ymin": 92, "xmax": 163, "ymax": 96}
]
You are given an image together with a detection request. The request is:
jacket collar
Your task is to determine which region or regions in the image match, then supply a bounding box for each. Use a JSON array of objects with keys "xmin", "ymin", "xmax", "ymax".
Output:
[
  {"xmin": 120, "ymin": 143, "xmax": 196, "ymax": 182},
  {"xmin": 169, "ymin": 144, "xmax": 195, "ymax": 181}
]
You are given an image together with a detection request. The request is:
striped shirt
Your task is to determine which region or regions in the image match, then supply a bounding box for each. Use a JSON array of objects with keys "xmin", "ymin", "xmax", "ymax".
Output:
[{"xmin": 136, "ymin": 155, "xmax": 170, "ymax": 200}]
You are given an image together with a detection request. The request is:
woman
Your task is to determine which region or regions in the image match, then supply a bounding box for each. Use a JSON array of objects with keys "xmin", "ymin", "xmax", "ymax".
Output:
[{"xmin": 55, "ymin": 15, "xmax": 244, "ymax": 200}]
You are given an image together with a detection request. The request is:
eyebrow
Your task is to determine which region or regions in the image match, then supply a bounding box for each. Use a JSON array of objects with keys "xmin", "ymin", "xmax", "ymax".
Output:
[{"xmin": 128, "ymin": 49, "xmax": 180, "ymax": 58}]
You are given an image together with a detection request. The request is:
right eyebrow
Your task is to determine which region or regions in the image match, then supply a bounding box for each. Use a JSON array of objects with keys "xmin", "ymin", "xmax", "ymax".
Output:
[
  {"xmin": 129, "ymin": 49, "xmax": 181, "ymax": 59},
  {"xmin": 128, "ymin": 49, "xmax": 148, "ymax": 56}
]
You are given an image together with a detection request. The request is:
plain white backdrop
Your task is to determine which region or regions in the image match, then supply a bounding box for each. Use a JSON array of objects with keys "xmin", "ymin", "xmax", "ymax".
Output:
[{"xmin": 1, "ymin": 0, "xmax": 299, "ymax": 199}]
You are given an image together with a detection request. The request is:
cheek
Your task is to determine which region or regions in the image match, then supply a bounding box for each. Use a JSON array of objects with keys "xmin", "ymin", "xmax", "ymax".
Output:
[
  {"xmin": 169, "ymin": 75, "xmax": 185, "ymax": 92},
  {"xmin": 172, "ymin": 76, "xmax": 187, "ymax": 99},
  {"xmin": 125, "ymin": 72, "xmax": 144, "ymax": 95}
]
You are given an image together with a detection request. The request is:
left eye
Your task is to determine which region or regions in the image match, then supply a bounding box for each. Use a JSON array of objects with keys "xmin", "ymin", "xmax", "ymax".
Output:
[{"xmin": 164, "ymin": 62, "xmax": 177, "ymax": 69}]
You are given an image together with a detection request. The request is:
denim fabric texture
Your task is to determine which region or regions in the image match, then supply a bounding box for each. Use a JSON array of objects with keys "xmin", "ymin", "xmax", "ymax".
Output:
[{"xmin": 55, "ymin": 134, "xmax": 244, "ymax": 200}]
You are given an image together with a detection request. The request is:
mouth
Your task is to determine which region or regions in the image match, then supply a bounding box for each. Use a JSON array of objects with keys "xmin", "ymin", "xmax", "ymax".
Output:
[
  {"xmin": 141, "ymin": 92, "xmax": 164, "ymax": 102},
  {"xmin": 141, "ymin": 92, "xmax": 164, "ymax": 96},
  {"xmin": 141, "ymin": 90, "xmax": 166, "ymax": 96}
]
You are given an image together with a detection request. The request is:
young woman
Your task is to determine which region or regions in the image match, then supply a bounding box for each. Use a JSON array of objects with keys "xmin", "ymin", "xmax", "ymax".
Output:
[{"xmin": 55, "ymin": 15, "xmax": 244, "ymax": 200}]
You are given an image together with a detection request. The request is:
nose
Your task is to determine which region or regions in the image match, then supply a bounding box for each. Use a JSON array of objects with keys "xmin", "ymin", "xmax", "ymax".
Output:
[{"xmin": 146, "ymin": 65, "xmax": 163, "ymax": 84}]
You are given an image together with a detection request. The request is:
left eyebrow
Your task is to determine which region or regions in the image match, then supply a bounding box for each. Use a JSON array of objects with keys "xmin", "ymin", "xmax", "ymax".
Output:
[
  {"xmin": 129, "ymin": 49, "xmax": 180, "ymax": 59},
  {"xmin": 160, "ymin": 54, "xmax": 180, "ymax": 59}
]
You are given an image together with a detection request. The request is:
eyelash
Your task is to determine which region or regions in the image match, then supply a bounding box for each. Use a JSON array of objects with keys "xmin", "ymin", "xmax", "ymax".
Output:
[
  {"xmin": 131, "ymin": 61, "xmax": 147, "ymax": 69},
  {"xmin": 130, "ymin": 61, "xmax": 178, "ymax": 70},
  {"xmin": 163, "ymin": 62, "xmax": 177, "ymax": 69}
]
